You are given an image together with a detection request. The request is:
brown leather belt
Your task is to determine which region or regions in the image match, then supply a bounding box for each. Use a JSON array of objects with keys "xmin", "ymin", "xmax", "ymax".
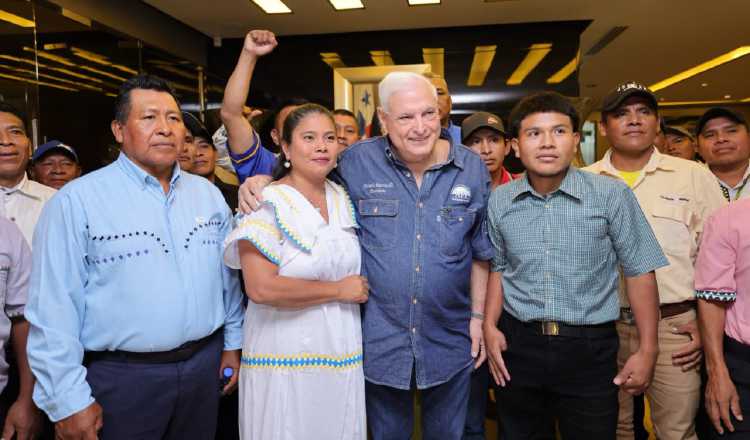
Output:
[{"xmin": 620, "ymin": 300, "xmax": 695, "ymax": 324}]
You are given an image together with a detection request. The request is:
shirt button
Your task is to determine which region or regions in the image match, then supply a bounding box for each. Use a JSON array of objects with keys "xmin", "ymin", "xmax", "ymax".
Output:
[
  {"xmin": 545, "ymin": 204, "xmax": 550, "ymax": 209},
  {"xmin": 458, "ymin": 217, "xmax": 463, "ymax": 222},
  {"xmin": 417, "ymin": 202, "xmax": 424, "ymax": 208},
  {"xmin": 415, "ymin": 266, "xmax": 420, "ymax": 272},
  {"xmin": 545, "ymin": 250, "xmax": 550, "ymax": 255},
  {"xmin": 10, "ymin": 217, "xmax": 15, "ymax": 222},
  {"xmin": 416, "ymin": 234, "xmax": 422, "ymax": 240},
  {"xmin": 411, "ymin": 327, "xmax": 416, "ymax": 334},
  {"xmin": 545, "ymin": 272, "xmax": 551, "ymax": 279},
  {"xmin": 405, "ymin": 172, "xmax": 411, "ymax": 177},
  {"xmin": 413, "ymin": 298, "xmax": 418, "ymax": 304}
]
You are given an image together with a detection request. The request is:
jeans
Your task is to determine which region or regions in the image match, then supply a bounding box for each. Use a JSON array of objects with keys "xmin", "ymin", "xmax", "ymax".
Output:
[
  {"xmin": 495, "ymin": 314, "xmax": 619, "ymax": 440},
  {"xmin": 463, "ymin": 363, "xmax": 489, "ymax": 440},
  {"xmin": 366, "ymin": 364, "xmax": 473, "ymax": 440}
]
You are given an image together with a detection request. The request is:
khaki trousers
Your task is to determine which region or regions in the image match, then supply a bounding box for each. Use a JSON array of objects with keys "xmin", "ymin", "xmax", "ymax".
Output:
[{"xmin": 616, "ymin": 309, "xmax": 700, "ymax": 440}]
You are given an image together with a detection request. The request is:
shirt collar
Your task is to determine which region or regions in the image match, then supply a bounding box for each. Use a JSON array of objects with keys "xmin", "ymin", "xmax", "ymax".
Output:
[
  {"xmin": 718, "ymin": 159, "xmax": 750, "ymax": 190},
  {"xmin": 0, "ymin": 173, "xmax": 43, "ymax": 200},
  {"xmin": 116, "ymin": 152, "xmax": 181, "ymax": 190},
  {"xmin": 383, "ymin": 128, "xmax": 463, "ymax": 170},
  {"xmin": 598, "ymin": 147, "xmax": 674, "ymax": 176},
  {"xmin": 510, "ymin": 166, "xmax": 583, "ymax": 201}
]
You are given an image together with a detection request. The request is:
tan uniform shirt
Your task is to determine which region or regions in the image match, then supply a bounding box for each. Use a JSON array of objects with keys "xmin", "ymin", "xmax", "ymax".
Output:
[{"xmin": 584, "ymin": 148, "xmax": 726, "ymax": 305}]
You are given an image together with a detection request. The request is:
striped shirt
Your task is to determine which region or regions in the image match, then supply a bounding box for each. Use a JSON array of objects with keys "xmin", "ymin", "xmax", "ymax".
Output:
[{"xmin": 487, "ymin": 167, "xmax": 668, "ymax": 324}]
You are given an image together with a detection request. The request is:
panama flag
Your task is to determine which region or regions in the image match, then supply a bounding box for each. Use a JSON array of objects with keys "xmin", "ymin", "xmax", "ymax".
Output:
[{"xmin": 353, "ymin": 83, "xmax": 376, "ymax": 138}]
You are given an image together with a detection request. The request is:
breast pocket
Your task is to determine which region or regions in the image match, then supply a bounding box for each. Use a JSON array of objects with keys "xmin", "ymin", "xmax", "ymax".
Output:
[
  {"xmin": 439, "ymin": 206, "xmax": 476, "ymax": 259},
  {"xmin": 650, "ymin": 204, "xmax": 691, "ymax": 256},
  {"xmin": 357, "ymin": 199, "xmax": 398, "ymax": 250}
]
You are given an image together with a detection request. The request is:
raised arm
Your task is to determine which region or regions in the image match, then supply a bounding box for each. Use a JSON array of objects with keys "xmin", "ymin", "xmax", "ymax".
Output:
[{"xmin": 220, "ymin": 30, "xmax": 277, "ymax": 156}]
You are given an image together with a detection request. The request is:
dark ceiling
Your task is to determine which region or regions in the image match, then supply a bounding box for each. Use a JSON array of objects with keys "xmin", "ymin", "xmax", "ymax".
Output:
[{"xmin": 208, "ymin": 20, "xmax": 589, "ymax": 121}]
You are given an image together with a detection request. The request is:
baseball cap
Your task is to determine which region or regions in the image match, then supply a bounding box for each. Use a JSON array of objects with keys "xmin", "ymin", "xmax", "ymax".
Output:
[
  {"xmin": 461, "ymin": 111, "xmax": 506, "ymax": 143},
  {"xmin": 182, "ymin": 111, "xmax": 213, "ymax": 147},
  {"xmin": 696, "ymin": 107, "xmax": 748, "ymax": 136},
  {"xmin": 601, "ymin": 81, "xmax": 658, "ymax": 113},
  {"xmin": 664, "ymin": 125, "xmax": 695, "ymax": 141},
  {"xmin": 32, "ymin": 140, "xmax": 78, "ymax": 163}
]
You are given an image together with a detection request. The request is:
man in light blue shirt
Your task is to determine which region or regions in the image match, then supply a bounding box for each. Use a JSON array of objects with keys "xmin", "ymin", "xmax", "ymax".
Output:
[{"xmin": 26, "ymin": 75, "xmax": 244, "ymax": 440}]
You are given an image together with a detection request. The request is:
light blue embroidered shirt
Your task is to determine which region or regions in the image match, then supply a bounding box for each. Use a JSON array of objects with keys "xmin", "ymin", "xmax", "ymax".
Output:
[
  {"xmin": 488, "ymin": 167, "xmax": 668, "ymax": 324},
  {"xmin": 25, "ymin": 153, "xmax": 244, "ymax": 421}
]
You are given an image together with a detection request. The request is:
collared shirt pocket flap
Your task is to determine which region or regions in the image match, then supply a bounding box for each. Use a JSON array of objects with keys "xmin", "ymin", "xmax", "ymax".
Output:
[
  {"xmin": 358, "ymin": 199, "xmax": 399, "ymax": 217},
  {"xmin": 651, "ymin": 203, "xmax": 691, "ymax": 226}
]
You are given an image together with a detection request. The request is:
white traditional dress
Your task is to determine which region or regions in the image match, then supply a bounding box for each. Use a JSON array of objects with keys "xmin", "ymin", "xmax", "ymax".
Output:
[{"xmin": 223, "ymin": 180, "xmax": 366, "ymax": 440}]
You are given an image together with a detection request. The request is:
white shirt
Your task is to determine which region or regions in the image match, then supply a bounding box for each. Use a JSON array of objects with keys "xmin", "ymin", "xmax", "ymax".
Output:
[
  {"xmin": 716, "ymin": 159, "xmax": 750, "ymax": 201},
  {"xmin": 0, "ymin": 174, "xmax": 56, "ymax": 246}
]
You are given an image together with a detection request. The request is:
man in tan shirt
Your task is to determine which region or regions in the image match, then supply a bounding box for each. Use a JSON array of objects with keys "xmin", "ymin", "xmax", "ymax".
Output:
[{"xmin": 584, "ymin": 81, "xmax": 726, "ymax": 440}]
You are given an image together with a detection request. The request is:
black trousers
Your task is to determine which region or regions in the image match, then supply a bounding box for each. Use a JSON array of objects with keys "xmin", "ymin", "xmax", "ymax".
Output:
[
  {"xmin": 494, "ymin": 314, "xmax": 619, "ymax": 440},
  {"xmin": 705, "ymin": 336, "xmax": 750, "ymax": 439}
]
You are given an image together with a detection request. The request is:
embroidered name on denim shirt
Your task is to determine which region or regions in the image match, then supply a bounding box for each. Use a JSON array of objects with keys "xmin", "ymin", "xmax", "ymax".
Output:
[{"xmin": 363, "ymin": 182, "xmax": 394, "ymax": 195}]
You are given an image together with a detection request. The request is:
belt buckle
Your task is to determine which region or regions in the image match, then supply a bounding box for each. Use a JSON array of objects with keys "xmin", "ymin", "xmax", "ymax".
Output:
[
  {"xmin": 620, "ymin": 308, "xmax": 635, "ymax": 325},
  {"xmin": 542, "ymin": 321, "xmax": 559, "ymax": 336}
]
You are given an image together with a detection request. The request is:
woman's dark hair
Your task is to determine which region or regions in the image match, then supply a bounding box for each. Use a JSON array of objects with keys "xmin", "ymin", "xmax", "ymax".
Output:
[
  {"xmin": 508, "ymin": 91, "xmax": 580, "ymax": 139},
  {"xmin": 114, "ymin": 74, "xmax": 179, "ymax": 124},
  {"xmin": 271, "ymin": 103, "xmax": 334, "ymax": 180}
]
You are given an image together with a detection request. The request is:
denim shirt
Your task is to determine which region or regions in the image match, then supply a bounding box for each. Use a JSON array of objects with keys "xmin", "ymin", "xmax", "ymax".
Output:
[{"xmin": 338, "ymin": 130, "xmax": 494, "ymax": 390}]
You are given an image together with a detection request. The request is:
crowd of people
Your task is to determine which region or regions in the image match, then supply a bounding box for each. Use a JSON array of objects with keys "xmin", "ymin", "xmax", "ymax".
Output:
[{"xmin": 0, "ymin": 28, "xmax": 749, "ymax": 440}]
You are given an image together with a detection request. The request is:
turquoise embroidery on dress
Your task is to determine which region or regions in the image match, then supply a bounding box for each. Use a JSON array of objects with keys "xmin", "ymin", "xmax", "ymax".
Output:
[
  {"xmin": 232, "ymin": 217, "xmax": 281, "ymax": 265},
  {"xmin": 696, "ymin": 290, "xmax": 737, "ymax": 302},
  {"xmin": 241, "ymin": 351, "xmax": 363, "ymax": 370}
]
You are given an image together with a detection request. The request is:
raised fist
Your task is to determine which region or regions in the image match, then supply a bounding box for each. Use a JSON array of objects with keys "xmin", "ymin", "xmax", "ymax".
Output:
[{"xmin": 243, "ymin": 30, "xmax": 277, "ymax": 57}]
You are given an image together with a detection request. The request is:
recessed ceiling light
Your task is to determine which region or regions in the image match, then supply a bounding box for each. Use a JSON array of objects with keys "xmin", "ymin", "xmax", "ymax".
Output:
[
  {"xmin": 724, "ymin": 94, "xmax": 732, "ymax": 99},
  {"xmin": 701, "ymin": 83, "xmax": 708, "ymax": 87},
  {"xmin": 507, "ymin": 43, "xmax": 552, "ymax": 86},
  {"xmin": 466, "ymin": 45, "xmax": 496, "ymax": 87},
  {"xmin": 408, "ymin": 0, "xmax": 441, "ymax": 5},
  {"xmin": 649, "ymin": 46, "xmax": 750, "ymax": 92},
  {"xmin": 546, "ymin": 51, "xmax": 580, "ymax": 84},
  {"xmin": 329, "ymin": 0, "xmax": 364, "ymax": 9},
  {"xmin": 251, "ymin": 0, "xmax": 292, "ymax": 14}
]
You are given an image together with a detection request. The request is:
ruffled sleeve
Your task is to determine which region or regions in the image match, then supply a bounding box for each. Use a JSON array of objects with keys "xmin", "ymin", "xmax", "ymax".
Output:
[{"xmin": 223, "ymin": 204, "xmax": 282, "ymax": 269}]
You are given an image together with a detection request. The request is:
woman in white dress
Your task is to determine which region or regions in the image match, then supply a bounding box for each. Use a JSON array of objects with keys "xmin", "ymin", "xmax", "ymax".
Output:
[{"xmin": 223, "ymin": 103, "xmax": 368, "ymax": 439}]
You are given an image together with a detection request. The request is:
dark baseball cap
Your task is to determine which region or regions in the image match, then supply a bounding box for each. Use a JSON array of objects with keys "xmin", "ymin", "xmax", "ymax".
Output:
[
  {"xmin": 182, "ymin": 111, "xmax": 213, "ymax": 147},
  {"xmin": 32, "ymin": 140, "xmax": 78, "ymax": 163},
  {"xmin": 664, "ymin": 125, "xmax": 695, "ymax": 141},
  {"xmin": 601, "ymin": 81, "xmax": 658, "ymax": 113},
  {"xmin": 461, "ymin": 111, "xmax": 506, "ymax": 143},
  {"xmin": 696, "ymin": 107, "xmax": 748, "ymax": 136}
]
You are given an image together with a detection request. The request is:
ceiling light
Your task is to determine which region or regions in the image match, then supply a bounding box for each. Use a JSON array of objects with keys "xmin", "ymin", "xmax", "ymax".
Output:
[
  {"xmin": 408, "ymin": 0, "xmax": 440, "ymax": 4},
  {"xmin": 44, "ymin": 43, "xmax": 68, "ymax": 50},
  {"xmin": 320, "ymin": 52, "xmax": 346, "ymax": 69},
  {"xmin": 0, "ymin": 9, "xmax": 34, "ymax": 28},
  {"xmin": 724, "ymin": 94, "xmax": 732, "ymax": 99},
  {"xmin": 0, "ymin": 72, "xmax": 77, "ymax": 92},
  {"xmin": 0, "ymin": 65, "xmax": 102, "ymax": 91},
  {"xmin": 71, "ymin": 47, "xmax": 137, "ymax": 75},
  {"xmin": 370, "ymin": 50, "xmax": 394, "ymax": 66},
  {"xmin": 422, "ymin": 48, "xmax": 444, "ymax": 78},
  {"xmin": 329, "ymin": 0, "xmax": 364, "ymax": 10},
  {"xmin": 658, "ymin": 99, "xmax": 740, "ymax": 107},
  {"xmin": 466, "ymin": 45, "xmax": 496, "ymax": 87},
  {"xmin": 546, "ymin": 51, "xmax": 579, "ymax": 84},
  {"xmin": 23, "ymin": 46, "xmax": 76, "ymax": 66},
  {"xmin": 507, "ymin": 43, "xmax": 552, "ymax": 86},
  {"xmin": 649, "ymin": 46, "xmax": 750, "ymax": 92},
  {"xmin": 251, "ymin": 0, "xmax": 292, "ymax": 14},
  {"xmin": 61, "ymin": 8, "xmax": 91, "ymax": 27},
  {"xmin": 701, "ymin": 83, "xmax": 708, "ymax": 87}
]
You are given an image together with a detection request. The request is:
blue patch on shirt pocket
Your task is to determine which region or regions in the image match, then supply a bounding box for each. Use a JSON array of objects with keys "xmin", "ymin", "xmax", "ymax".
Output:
[
  {"xmin": 439, "ymin": 206, "xmax": 475, "ymax": 260},
  {"xmin": 357, "ymin": 199, "xmax": 398, "ymax": 250}
]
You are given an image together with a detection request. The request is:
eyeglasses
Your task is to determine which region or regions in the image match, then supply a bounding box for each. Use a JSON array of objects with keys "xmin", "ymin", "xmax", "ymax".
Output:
[{"xmin": 386, "ymin": 108, "xmax": 439, "ymax": 127}]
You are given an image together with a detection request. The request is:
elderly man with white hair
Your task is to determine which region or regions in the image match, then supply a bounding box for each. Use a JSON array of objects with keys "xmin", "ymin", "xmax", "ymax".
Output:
[{"xmin": 238, "ymin": 71, "xmax": 493, "ymax": 439}]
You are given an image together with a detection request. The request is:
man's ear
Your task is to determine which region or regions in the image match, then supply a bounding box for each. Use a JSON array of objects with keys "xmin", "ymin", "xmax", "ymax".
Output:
[
  {"xmin": 111, "ymin": 120, "xmax": 124, "ymax": 144},
  {"xmin": 511, "ymin": 138, "xmax": 521, "ymax": 158},
  {"xmin": 270, "ymin": 128, "xmax": 281, "ymax": 147}
]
